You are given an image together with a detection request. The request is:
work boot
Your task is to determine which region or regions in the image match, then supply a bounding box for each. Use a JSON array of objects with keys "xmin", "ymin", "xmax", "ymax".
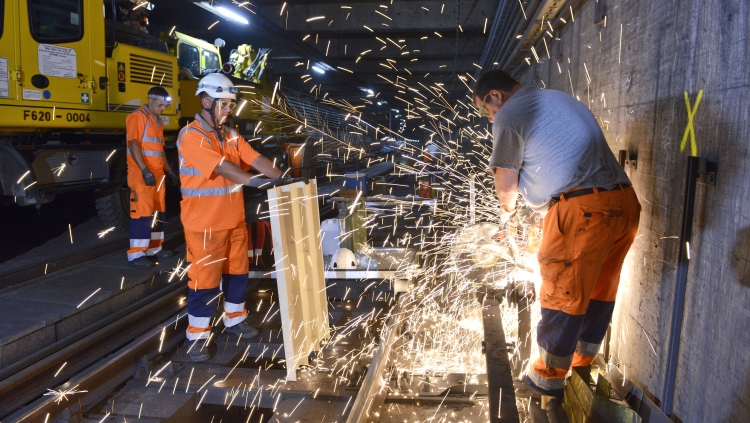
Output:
[
  {"xmin": 129, "ymin": 257, "xmax": 156, "ymax": 268},
  {"xmin": 523, "ymin": 374, "xmax": 564, "ymax": 399},
  {"xmin": 157, "ymin": 250, "xmax": 175, "ymax": 259},
  {"xmin": 187, "ymin": 339, "xmax": 215, "ymax": 362},
  {"xmin": 514, "ymin": 379, "xmax": 542, "ymax": 399},
  {"xmin": 224, "ymin": 321, "xmax": 259, "ymax": 339}
]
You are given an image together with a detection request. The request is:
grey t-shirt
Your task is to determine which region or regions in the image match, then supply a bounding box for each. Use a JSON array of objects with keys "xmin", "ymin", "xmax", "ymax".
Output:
[{"xmin": 489, "ymin": 87, "xmax": 630, "ymax": 211}]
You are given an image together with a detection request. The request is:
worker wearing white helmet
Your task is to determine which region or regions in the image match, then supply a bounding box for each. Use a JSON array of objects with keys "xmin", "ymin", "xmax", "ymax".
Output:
[{"xmin": 176, "ymin": 73, "xmax": 305, "ymax": 362}]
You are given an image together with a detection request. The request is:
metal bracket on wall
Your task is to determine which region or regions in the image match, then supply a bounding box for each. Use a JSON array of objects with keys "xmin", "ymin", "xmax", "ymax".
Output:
[
  {"xmin": 595, "ymin": 0, "xmax": 607, "ymax": 26},
  {"xmin": 696, "ymin": 158, "xmax": 717, "ymax": 186},
  {"xmin": 617, "ymin": 150, "xmax": 637, "ymax": 170}
]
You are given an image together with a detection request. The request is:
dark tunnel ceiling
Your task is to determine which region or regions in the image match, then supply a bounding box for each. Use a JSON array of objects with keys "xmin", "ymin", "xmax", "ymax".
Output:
[{"xmin": 149, "ymin": 0, "xmax": 500, "ymax": 134}]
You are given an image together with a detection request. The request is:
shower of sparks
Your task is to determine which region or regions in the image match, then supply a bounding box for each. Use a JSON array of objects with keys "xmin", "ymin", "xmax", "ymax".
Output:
[
  {"xmin": 16, "ymin": 170, "xmax": 30, "ymax": 184},
  {"xmin": 53, "ymin": 362, "xmax": 67, "ymax": 377},
  {"xmin": 77, "ymin": 287, "xmax": 101, "ymax": 308},
  {"xmin": 52, "ymin": 162, "xmax": 66, "ymax": 176},
  {"xmin": 97, "ymin": 227, "xmax": 116, "ymax": 238},
  {"xmin": 619, "ymin": 23, "xmax": 623, "ymax": 63},
  {"xmin": 89, "ymin": 4, "xmax": 613, "ymax": 419},
  {"xmin": 44, "ymin": 386, "xmax": 88, "ymax": 404},
  {"xmin": 518, "ymin": 0, "xmax": 528, "ymax": 20}
]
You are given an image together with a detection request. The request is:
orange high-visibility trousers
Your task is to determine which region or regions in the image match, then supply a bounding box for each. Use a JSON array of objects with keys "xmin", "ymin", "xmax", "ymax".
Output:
[
  {"xmin": 184, "ymin": 222, "xmax": 250, "ymax": 340},
  {"xmin": 126, "ymin": 170, "xmax": 166, "ymax": 262},
  {"xmin": 525, "ymin": 186, "xmax": 640, "ymax": 397}
]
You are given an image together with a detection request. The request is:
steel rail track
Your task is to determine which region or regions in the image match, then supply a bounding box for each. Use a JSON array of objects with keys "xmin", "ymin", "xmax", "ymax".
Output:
[{"xmin": 0, "ymin": 277, "xmax": 188, "ymax": 420}]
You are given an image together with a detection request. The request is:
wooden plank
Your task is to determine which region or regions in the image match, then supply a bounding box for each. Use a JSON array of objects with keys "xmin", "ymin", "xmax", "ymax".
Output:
[
  {"xmin": 289, "ymin": 182, "xmax": 314, "ymax": 363},
  {"xmin": 268, "ymin": 186, "xmax": 299, "ymax": 381},
  {"xmin": 303, "ymin": 180, "xmax": 330, "ymax": 343},
  {"xmin": 268, "ymin": 181, "xmax": 328, "ymax": 381}
]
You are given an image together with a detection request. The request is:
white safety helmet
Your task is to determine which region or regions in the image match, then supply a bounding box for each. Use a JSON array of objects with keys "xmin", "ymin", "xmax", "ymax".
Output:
[
  {"xmin": 195, "ymin": 73, "xmax": 238, "ymax": 100},
  {"xmin": 332, "ymin": 248, "xmax": 357, "ymax": 270}
]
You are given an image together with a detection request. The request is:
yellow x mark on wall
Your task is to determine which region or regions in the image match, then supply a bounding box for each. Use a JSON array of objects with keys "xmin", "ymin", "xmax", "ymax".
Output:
[{"xmin": 680, "ymin": 90, "xmax": 703, "ymax": 157}]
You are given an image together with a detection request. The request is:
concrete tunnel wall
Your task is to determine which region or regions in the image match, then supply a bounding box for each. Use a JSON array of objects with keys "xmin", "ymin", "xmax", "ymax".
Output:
[{"xmin": 513, "ymin": 0, "xmax": 750, "ymax": 420}]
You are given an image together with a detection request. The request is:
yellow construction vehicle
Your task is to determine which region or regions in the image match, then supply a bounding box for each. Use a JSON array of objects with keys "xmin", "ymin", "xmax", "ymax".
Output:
[{"xmin": 0, "ymin": 0, "xmax": 283, "ymax": 229}]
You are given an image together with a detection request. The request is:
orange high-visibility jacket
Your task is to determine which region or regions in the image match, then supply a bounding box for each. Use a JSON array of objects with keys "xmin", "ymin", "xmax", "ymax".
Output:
[
  {"xmin": 176, "ymin": 115, "xmax": 262, "ymax": 232},
  {"xmin": 126, "ymin": 105, "xmax": 165, "ymax": 177}
]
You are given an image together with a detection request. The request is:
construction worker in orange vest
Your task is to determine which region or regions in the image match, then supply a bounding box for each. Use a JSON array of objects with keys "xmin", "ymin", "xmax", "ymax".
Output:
[
  {"xmin": 126, "ymin": 86, "xmax": 178, "ymax": 268},
  {"xmin": 177, "ymin": 73, "xmax": 305, "ymax": 362}
]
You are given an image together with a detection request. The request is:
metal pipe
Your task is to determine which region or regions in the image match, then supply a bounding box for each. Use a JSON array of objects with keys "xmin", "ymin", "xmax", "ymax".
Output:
[{"xmin": 661, "ymin": 156, "xmax": 713, "ymax": 414}]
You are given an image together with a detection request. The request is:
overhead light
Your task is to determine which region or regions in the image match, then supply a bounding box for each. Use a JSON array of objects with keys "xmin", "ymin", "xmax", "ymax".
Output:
[
  {"xmin": 195, "ymin": 2, "xmax": 249, "ymax": 25},
  {"xmin": 311, "ymin": 65, "xmax": 325, "ymax": 74},
  {"xmin": 215, "ymin": 6, "xmax": 249, "ymax": 24}
]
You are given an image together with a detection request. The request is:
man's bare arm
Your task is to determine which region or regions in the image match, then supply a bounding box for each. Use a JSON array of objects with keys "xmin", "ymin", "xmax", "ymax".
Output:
[{"xmin": 494, "ymin": 167, "xmax": 519, "ymax": 212}]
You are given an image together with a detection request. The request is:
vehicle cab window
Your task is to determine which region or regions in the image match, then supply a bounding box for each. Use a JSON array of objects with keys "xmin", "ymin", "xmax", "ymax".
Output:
[
  {"xmin": 28, "ymin": 0, "xmax": 83, "ymax": 43},
  {"xmin": 202, "ymin": 50, "xmax": 220, "ymax": 73},
  {"xmin": 178, "ymin": 42, "xmax": 200, "ymax": 78}
]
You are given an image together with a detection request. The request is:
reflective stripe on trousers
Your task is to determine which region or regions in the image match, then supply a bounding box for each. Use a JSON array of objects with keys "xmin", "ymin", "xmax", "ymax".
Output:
[
  {"xmin": 127, "ymin": 213, "xmax": 165, "ymax": 262},
  {"xmin": 187, "ymin": 287, "xmax": 220, "ymax": 341}
]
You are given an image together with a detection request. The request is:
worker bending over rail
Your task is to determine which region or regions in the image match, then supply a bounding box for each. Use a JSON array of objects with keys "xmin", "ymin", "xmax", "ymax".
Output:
[
  {"xmin": 126, "ymin": 86, "xmax": 178, "ymax": 268},
  {"xmin": 177, "ymin": 73, "xmax": 303, "ymax": 362},
  {"xmin": 472, "ymin": 70, "xmax": 641, "ymax": 402}
]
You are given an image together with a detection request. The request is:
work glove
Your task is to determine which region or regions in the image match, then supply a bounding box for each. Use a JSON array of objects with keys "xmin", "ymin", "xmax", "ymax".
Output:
[
  {"xmin": 516, "ymin": 205, "xmax": 544, "ymax": 228},
  {"xmin": 141, "ymin": 167, "xmax": 156, "ymax": 186},
  {"xmin": 289, "ymin": 177, "xmax": 310, "ymax": 184},
  {"xmin": 248, "ymin": 176, "xmax": 310, "ymax": 188},
  {"xmin": 167, "ymin": 170, "xmax": 179, "ymax": 186}
]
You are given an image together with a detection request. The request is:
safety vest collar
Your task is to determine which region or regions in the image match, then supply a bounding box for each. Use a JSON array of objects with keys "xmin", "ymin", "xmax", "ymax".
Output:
[
  {"xmin": 193, "ymin": 114, "xmax": 228, "ymax": 149},
  {"xmin": 140, "ymin": 105, "xmax": 163, "ymax": 128},
  {"xmin": 194, "ymin": 114, "xmax": 217, "ymax": 134}
]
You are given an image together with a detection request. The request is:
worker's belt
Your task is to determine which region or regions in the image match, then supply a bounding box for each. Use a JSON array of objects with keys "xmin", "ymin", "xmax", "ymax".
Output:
[{"xmin": 550, "ymin": 184, "xmax": 631, "ymax": 203}]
